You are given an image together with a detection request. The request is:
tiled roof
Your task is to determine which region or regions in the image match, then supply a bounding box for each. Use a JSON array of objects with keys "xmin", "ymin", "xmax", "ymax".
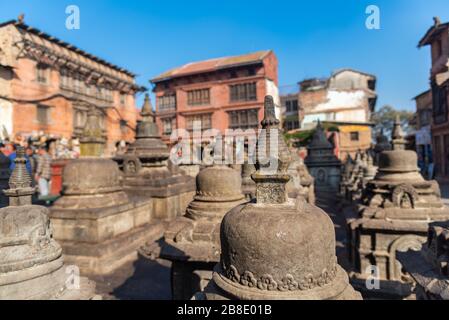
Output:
[
  {"xmin": 151, "ymin": 50, "xmax": 272, "ymax": 82},
  {"xmin": 0, "ymin": 19, "xmax": 137, "ymax": 77}
]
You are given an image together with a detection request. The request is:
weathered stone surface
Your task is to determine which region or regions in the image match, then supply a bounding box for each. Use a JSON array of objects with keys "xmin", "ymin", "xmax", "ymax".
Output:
[
  {"xmin": 0, "ymin": 147, "xmax": 98, "ymax": 300},
  {"xmin": 142, "ymin": 164, "xmax": 246, "ymax": 299},
  {"xmin": 114, "ymin": 94, "xmax": 195, "ymax": 219},
  {"xmin": 399, "ymin": 220, "xmax": 449, "ymax": 300},
  {"xmin": 346, "ymin": 117, "xmax": 449, "ymax": 299},
  {"xmin": 50, "ymin": 158, "xmax": 162, "ymax": 276},
  {"xmin": 305, "ymin": 121, "xmax": 341, "ymax": 193},
  {"xmin": 197, "ymin": 96, "xmax": 361, "ymax": 300}
]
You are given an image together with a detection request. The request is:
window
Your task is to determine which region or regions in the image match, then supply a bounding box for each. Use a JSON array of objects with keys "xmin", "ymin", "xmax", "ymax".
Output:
[
  {"xmin": 247, "ymin": 68, "xmax": 256, "ymax": 76},
  {"xmin": 120, "ymin": 120, "xmax": 128, "ymax": 134},
  {"xmin": 36, "ymin": 63, "xmax": 50, "ymax": 84},
  {"xmin": 286, "ymin": 100, "xmax": 298, "ymax": 113},
  {"xmin": 187, "ymin": 89, "xmax": 210, "ymax": 106},
  {"xmin": 230, "ymin": 82, "xmax": 257, "ymax": 102},
  {"xmin": 162, "ymin": 118, "xmax": 173, "ymax": 135},
  {"xmin": 432, "ymin": 81, "xmax": 448, "ymax": 125},
  {"xmin": 120, "ymin": 93, "xmax": 126, "ymax": 106},
  {"xmin": 228, "ymin": 109, "xmax": 259, "ymax": 130},
  {"xmin": 285, "ymin": 120, "xmax": 300, "ymax": 131},
  {"xmin": 37, "ymin": 104, "xmax": 50, "ymax": 125},
  {"xmin": 350, "ymin": 132, "xmax": 359, "ymax": 141},
  {"xmin": 158, "ymin": 94, "xmax": 176, "ymax": 111},
  {"xmin": 185, "ymin": 114, "xmax": 212, "ymax": 132}
]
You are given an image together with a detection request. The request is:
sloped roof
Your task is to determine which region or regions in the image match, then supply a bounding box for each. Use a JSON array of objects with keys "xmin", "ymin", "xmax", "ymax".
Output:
[
  {"xmin": 151, "ymin": 50, "xmax": 272, "ymax": 82},
  {"xmin": 419, "ymin": 21, "xmax": 449, "ymax": 47},
  {"xmin": 0, "ymin": 19, "xmax": 137, "ymax": 77}
]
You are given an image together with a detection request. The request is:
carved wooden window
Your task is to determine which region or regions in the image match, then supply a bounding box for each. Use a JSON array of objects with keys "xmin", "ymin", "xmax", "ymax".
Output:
[
  {"xmin": 228, "ymin": 109, "xmax": 259, "ymax": 130},
  {"xmin": 187, "ymin": 89, "xmax": 210, "ymax": 106},
  {"xmin": 186, "ymin": 114, "xmax": 212, "ymax": 132},
  {"xmin": 158, "ymin": 94, "xmax": 176, "ymax": 111},
  {"xmin": 230, "ymin": 82, "xmax": 257, "ymax": 102},
  {"xmin": 37, "ymin": 104, "xmax": 50, "ymax": 125},
  {"xmin": 162, "ymin": 118, "xmax": 173, "ymax": 135},
  {"xmin": 432, "ymin": 81, "xmax": 448, "ymax": 125},
  {"xmin": 36, "ymin": 63, "xmax": 50, "ymax": 84}
]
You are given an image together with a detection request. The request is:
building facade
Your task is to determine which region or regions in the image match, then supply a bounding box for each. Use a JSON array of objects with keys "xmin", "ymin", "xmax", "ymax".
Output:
[
  {"xmin": 0, "ymin": 19, "xmax": 144, "ymax": 155},
  {"xmin": 419, "ymin": 18, "xmax": 449, "ymax": 180},
  {"xmin": 279, "ymin": 86, "xmax": 300, "ymax": 132},
  {"xmin": 413, "ymin": 89, "xmax": 433, "ymax": 178},
  {"xmin": 151, "ymin": 50, "xmax": 279, "ymax": 144},
  {"xmin": 297, "ymin": 69, "xmax": 377, "ymax": 159}
]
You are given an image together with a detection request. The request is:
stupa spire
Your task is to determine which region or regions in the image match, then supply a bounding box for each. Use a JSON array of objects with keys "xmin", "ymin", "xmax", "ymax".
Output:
[
  {"xmin": 391, "ymin": 115, "xmax": 406, "ymax": 150},
  {"xmin": 251, "ymin": 95, "xmax": 291, "ymax": 204},
  {"xmin": 141, "ymin": 94, "xmax": 154, "ymax": 122},
  {"xmin": 3, "ymin": 146, "xmax": 35, "ymax": 206}
]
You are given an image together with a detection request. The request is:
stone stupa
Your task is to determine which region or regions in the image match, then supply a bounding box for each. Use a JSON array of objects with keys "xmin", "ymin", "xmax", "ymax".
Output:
[
  {"xmin": 196, "ymin": 96, "xmax": 361, "ymax": 300},
  {"xmin": 347, "ymin": 116, "xmax": 449, "ymax": 298},
  {"xmin": 114, "ymin": 94, "xmax": 195, "ymax": 220},
  {"xmin": 0, "ymin": 147, "xmax": 98, "ymax": 299},
  {"xmin": 142, "ymin": 161, "xmax": 247, "ymax": 299},
  {"xmin": 49, "ymin": 111, "xmax": 163, "ymax": 276},
  {"xmin": 305, "ymin": 121, "xmax": 341, "ymax": 193}
]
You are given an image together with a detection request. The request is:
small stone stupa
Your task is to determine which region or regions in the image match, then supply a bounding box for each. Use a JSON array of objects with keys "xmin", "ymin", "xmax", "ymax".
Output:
[
  {"xmin": 347, "ymin": 116, "xmax": 449, "ymax": 298},
  {"xmin": 197, "ymin": 96, "xmax": 361, "ymax": 300},
  {"xmin": 142, "ymin": 162, "xmax": 247, "ymax": 299},
  {"xmin": 49, "ymin": 157, "xmax": 160, "ymax": 276},
  {"xmin": 0, "ymin": 147, "xmax": 98, "ymax": 299},
  {"xmin": 398, "ymin": 220, "xmax": 449, "ymax": 300},
  {"xmin": 114, "ymin": 94, "xmax": 195, "ymax": 220},
  {"xmin": 305, "ymin": 121, "xmax": 341, "ymax": 193},
  {"xmin": 0, "ymin": 153, "xmax": 10, "ymax": 207}
]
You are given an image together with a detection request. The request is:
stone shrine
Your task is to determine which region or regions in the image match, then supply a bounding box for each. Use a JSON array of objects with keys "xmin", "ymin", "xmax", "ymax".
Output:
[
  {"xmin": 49, "ymin": 158, "xmax": 161, "ymax": 275},
  {"xmin": 0, "ymin": 153, "xmax": 10, "ymax": 207},
  {"xmin": 305, "ymin": 121, "xmax": 341, "ymax": 193},
  {"xmin": 0, "ymin": 147, "xmax": 98, "ymax": 299},
  {"xmin": 142, "ymin": 163, "xmax": 246, "ymax": 299},
  {"xmin": 399, "ymin": 220, "xmax": 449, "ymax": 300},
  {"xmin": 346, "ymin": 117, "xmax": 449, "ymax": 298},
  {"xmin": 114, "ymin": 94, "xmax": 195, "ymax": 220},
  {"xmin": 196, "ymin": 96, "xmax": 361, "ymax": 300}
]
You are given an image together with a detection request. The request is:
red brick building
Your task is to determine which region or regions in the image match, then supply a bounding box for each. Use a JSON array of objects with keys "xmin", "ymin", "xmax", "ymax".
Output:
[
  {"xmin": 419, "ymin": 18, "xmax": 449, "ymax": 180},
  {"xmin": 0, "ymin": 19, "xmax": 144, "ymax": 156},
  {"xmin": 151, "ymin": 50, "xmax": 279, "ymax": 143}
]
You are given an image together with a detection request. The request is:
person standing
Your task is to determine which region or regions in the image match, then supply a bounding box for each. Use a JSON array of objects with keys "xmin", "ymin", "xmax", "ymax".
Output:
[{"xmin": 35, "ymin": 146, "xmax": 52, "ymax": 197}]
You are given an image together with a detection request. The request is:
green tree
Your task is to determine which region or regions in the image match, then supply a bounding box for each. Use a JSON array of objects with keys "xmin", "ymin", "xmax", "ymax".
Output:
[{"xmin": 371, "ymin": 105, "xmax": 415, "ymax": 137}]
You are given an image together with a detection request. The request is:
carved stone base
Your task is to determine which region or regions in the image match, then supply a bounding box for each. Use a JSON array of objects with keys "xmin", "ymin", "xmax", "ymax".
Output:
[{"xmin": 0, "ymin": 256, "xmax": 99, "ymax": 300}]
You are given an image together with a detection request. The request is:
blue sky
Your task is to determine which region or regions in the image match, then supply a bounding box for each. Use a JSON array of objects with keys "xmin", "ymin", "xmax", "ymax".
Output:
[{"xmin": 0, "ymin": 0, "xmax": 448, "ymax": 111}]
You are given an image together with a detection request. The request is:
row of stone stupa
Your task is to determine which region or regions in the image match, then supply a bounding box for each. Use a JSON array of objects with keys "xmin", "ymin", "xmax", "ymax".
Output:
[{"xmin": 337, "ymin": 117, "xmax": 449, "ymax": 299}]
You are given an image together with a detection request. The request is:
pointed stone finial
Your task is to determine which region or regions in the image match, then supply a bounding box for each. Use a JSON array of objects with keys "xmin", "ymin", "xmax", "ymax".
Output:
[
  {"xmin": 392, "ymin": 115, "xmax": 406, "ymax": 150},
  {"xmin": 4, "ymin": 146, "xmax": 35, "ymax": 206},
  {"xmin": 141, "ymin": 94, "xmax": 154, "ymax": 122},
  {"xmin": 251, "ymin": 95, "xmax": 291, "ymax": 205}
]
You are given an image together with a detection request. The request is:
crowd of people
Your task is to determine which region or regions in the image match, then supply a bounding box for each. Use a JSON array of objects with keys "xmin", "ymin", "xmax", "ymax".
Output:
[{"xmin": 0, "ymin": 133, "xmax": 81, "ymax": 198}]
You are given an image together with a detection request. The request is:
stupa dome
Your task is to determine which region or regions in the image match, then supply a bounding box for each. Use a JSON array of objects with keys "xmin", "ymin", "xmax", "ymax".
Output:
[
  {"xmin": 62, "ymin": 158, "xmax": 122, "ymax": 195},
  {"xmin": 219, "ymin": 200, "xmax": 342, "ymax": 297},
  {"xmin": 195, "ymin": 165, "xmax": 244, "ymax": 202}
]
